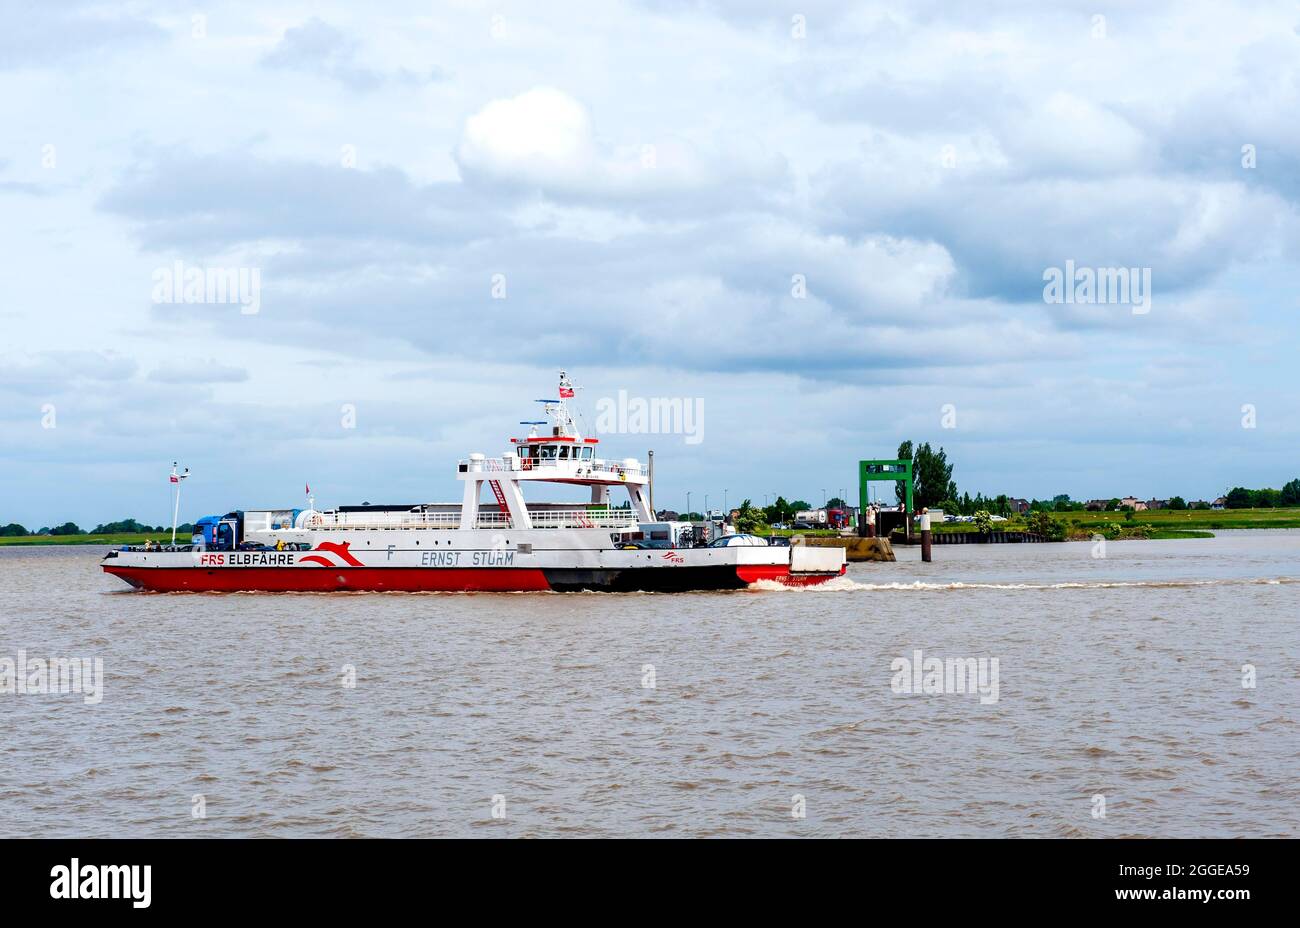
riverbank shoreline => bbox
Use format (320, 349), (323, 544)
(935, 507), (1300, 535)
(0, 533), (167, 547)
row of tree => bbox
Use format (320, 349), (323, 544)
(1, 522), (87, 536)
(889, 443), (1300, 515)
(0, 519), (194, 537)
(1023, 495), (1192, 513)
(1224, 481), (1300, 508)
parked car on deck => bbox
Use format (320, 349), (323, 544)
(707, 534), (769, 547)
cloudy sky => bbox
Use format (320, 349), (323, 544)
(2, 0), (1298, 527)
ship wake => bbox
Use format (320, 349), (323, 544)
(748, 576), (1299, 592)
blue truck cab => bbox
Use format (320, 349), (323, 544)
(193, 513), (244, 550)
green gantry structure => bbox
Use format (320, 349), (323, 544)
(859, 459), (914, 536)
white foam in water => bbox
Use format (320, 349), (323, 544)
(747, 576), (873, 592)
(749, 576), (1299, 592)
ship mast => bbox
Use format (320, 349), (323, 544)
(540, 370), (580, 440)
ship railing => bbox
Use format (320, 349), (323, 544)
(522, 509), (639, 529)
(573, 459), (643, 476)
(314, 511), (462, 529)
(309, 508), (640, 531)
(458, 458), (513, 472)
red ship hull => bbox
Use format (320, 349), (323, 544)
(103, 563), (844, 593)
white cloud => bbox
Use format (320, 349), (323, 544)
(457, 87), (596, 184)
(1005, 92), (1148, 175)
(455, 86), (788, 205)
(148, 360), (250, 384)
(0, 351), (137, 392)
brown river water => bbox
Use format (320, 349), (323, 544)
(1, 532), (1296, 838)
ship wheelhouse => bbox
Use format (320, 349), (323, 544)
(455, 376), (655, 531)
(516, 437), (598, 464)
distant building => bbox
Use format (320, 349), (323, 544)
(1145, 499), (1168, 510)
(1188, 500), (1210, 509)
(1117, 496), (1147, 511)
(1211, 497), (1227, 510)
(655, 510), (680, 521)
(1084, 499), (1110, 511)
(1007, 498), (1030, 514)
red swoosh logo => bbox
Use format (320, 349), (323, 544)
(304, 541), (365, 568)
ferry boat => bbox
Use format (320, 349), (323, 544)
(101, 373), (847, 593)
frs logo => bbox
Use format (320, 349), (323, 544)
(661, 552), (684, 564)
(199, 553), (224, 566)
